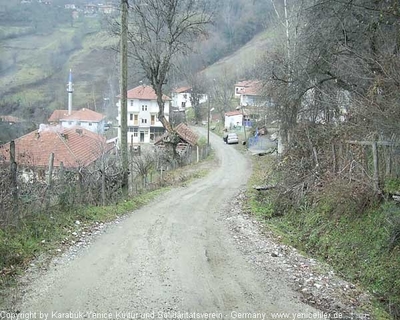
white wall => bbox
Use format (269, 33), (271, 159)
(172, 93), (208, 111)
(224, 114), (243, 128)
(61, 119), (105, 134)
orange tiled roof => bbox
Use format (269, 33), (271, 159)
(48, 109), (105, 122)
(174, 86), (192, 94)
(235, 80), (262, 96)
(0, 126), (113, 169)
(48, 110), (71, 122)
(225, 110), (243, 117)
(126, 85), (171, 101)
(155, 123), (198, 147)
(61, 108), (105, 122)
(175, 123), (199, 146)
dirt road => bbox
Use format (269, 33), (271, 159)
(13, 129), (319, 319)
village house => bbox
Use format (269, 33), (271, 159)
(0, 115), (22, 124)
(0, 125), (114, 181)
(224, 110), (251, 129)
(171, 86), (208, 111)
(234, 80), (264, 106)
(98, 3), (116, 14)
(48, 108), (106, 134)
(116, 85), (171, 144)
(155, 122), (199, 158)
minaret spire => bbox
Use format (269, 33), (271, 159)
(67, 69), (73, 115)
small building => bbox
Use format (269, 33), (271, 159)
(0, 125), (114, 180)
(171, 86), (208, 111)
(224, 110), (251, 129)
(98, 3), (116, 14)
(0, 115), (22, 124)
(155, 123), (199, 157)
(116, 85), (171, 144)
(64, 4), (76, 9)
(48, 108), (106, 134)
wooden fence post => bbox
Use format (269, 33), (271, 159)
(45, 152), (54, 209)
(101, 157), (106, 206)
(10, 141), (18, 213)
(332, 144), (337, 173)
(372, 141), (380, 192)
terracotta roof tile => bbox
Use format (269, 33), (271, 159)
(48, 109), (72, 122)
(154, 123), (199, 146)
(174, 86), (192, 94)
(175, 123), (199, 146)
(61, 108), (105, 122)
(235, 80), (263, 96)
(126, 85), (171, 101)
(48, 109), (105, 122)
(225, 110), (244, 117)
(0, 126), (113, 169)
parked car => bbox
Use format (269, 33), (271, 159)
(227, 132), (239, 144)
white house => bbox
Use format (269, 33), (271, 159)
(48, 108), (106, 134)
(224, 110), (251, 129)
(234, 80), (264, 106)
(171, 86), (208, 111)
(116, 85), (171, 144)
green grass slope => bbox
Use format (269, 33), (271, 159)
(0, 19), (118, 121)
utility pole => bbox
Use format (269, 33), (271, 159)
(120, 0), (129, 192)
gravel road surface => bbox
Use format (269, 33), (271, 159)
(12, 128), (322, 319)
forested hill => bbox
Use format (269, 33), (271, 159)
(0, 0), (274, 125)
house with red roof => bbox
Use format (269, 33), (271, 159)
(116, 85), (171, 144)
(224, 109), (252, 129)
(0, 125), (115, 180)
(48, 108), (106, 134)
(234, 80), (265, 107)
(171, 86), (208, 111)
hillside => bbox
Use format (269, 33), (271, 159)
(0, 18), (118, 123)
(200, 29), (277, 80)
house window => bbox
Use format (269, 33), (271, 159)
(130, 100), (133, 107)
(130, 113), (133, 121)
(141, 118), (147, 124)
(129, 127), (134, 132)
(151, 115), (155, 125)
(77, 121), (81, 125)
(89, 122), (92, 126)
(133, 128), (138, 137)
(181, 102), (186, 109)
(68, 121), (72, 125)
(134, 114), (138, 125)
(141, 105), (148, 111)
(183, 94), (187, 99)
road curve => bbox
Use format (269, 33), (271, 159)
(16, 128), (317, 318)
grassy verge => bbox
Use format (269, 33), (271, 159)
(247, 155), (398, 319)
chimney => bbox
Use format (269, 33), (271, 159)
(67, 69), (73, 115)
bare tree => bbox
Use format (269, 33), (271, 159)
(207, 69), (236, 124)
(126, 0), (212, 133)
(130, 151), (155, 187)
